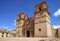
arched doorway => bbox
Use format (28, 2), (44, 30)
(26, 31), (30, 37)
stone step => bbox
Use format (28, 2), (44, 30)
(0, 37), (60, 41)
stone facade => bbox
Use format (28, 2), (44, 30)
(16, 12), (34, 37)
(16, 1), (52, 38)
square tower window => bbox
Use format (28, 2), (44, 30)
(38, 29), (41, 31)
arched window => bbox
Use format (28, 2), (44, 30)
(2, 33), (4, 37)
(39, 7), (41, 10)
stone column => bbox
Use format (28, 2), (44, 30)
(25, 30), (27, 37)
(30, 30), (32, 37)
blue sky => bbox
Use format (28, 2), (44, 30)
(0, 0), (60, 30)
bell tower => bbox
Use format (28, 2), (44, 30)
(16, 12), (28, 37)
(34, 1), (52, 37)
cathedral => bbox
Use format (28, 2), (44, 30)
(16, 1), (52, 37)
(0, 1), (60, 38)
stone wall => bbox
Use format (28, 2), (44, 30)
(58, 28), (60, 38)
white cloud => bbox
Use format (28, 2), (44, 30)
(54, 9), (60, 17)
(0, 26), (12, 30)
(14, 20), (16, 25)
(3, 26), (8, 29)
(53, 25), (60, 29)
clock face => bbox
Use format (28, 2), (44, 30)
(38, 14), (40, 16)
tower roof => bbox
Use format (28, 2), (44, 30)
(35, 1), (48, 8)
(18, 12), (28, 17)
